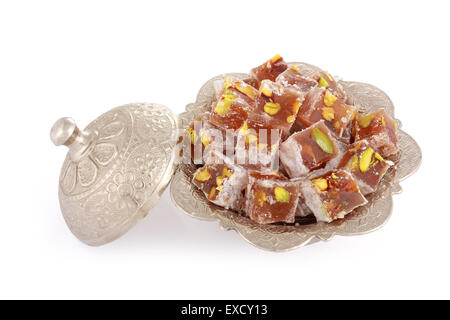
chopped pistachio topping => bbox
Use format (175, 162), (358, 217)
(223, 93), (237, 100)
(351, 155), (359, 169)
(222, 167), (233, 178)
(324, 90), (337, 107)
(208, 187), (216, 200)
(311, 127), (334, 154)
(358, 113), (374, 128)
(216, 176), (224, 186)
(293, 100), (301, 114)
(322, 107), (335, 121)
(287, 115), (295, 123)
(186, 127), (198, 144)
(274, 187), (291, 202)
(360, 147), (374, 172)
(344, 155), (359, 171)
(239, 122), (249, 135)
(270, 54), (282, 63)
(263, 102), (281, 115)
(312, 178), (328, 191)
(374, 152), (384, 162)
(215, 94), (235, 115)
(235, 82), (257, 99)
(224, 88), (233, 95)
(201, 132), (210, 147)
(195, 169), (211, 182)
(318, 76), (330, 88)
(224, 77), (232, 89)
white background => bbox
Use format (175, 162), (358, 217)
(0, 0), (448, 299)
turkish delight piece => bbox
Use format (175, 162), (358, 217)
(184, 115), (235, 164)
(337, 140), (393, 195)
(296, 87), (357, 137)
(192, 152), (248, 210)
(244, 172), (300, 224)
(209, 77), (257, 130)
(252, 80), (303, 137)
(250, 54), (288, 86)
(311, 70), (346, 100)
(279, 120), (340, 178)
(354, 109), (399, 157)
(235, 117), (282, 172)
(276, 65), (318, 94)
(300, 170), (367, 222)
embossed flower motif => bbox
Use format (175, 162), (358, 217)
(134, 153), (156, 179)
(106, 171), (146, 211)
(60, 119), (122, 193)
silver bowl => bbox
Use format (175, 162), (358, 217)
(170, 62), (422, 252)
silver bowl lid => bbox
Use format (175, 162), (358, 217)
(51, 102), (178, 246)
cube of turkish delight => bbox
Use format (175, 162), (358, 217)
(276, 65), (318, 94)
(296, 87), (357, 137)
(354, 109), (399, 157)
(184, 115), (235, 165)
(235, 116), (282, 172)
(279, 120), (340, 178)
(299, 170), (367, 222)
(244, 172), (300, 224)
(209, 77), (257, 130)
(252, 80), (303, 137)
(250, 54), (288, 86)
(311, 70), (346, 100)
(192, 152), (248, 210)
(337, 140), (393, 195)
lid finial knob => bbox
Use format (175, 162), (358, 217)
(50, 117), (98, 163)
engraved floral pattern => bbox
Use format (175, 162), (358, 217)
(58, 103), (178, 246)
(59, 111), (129, 196)
(106, 171), (146, 210)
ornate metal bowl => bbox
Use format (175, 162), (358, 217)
(170, 62), (422, 252)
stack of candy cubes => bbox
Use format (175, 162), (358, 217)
(185, 55), (399, 224)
